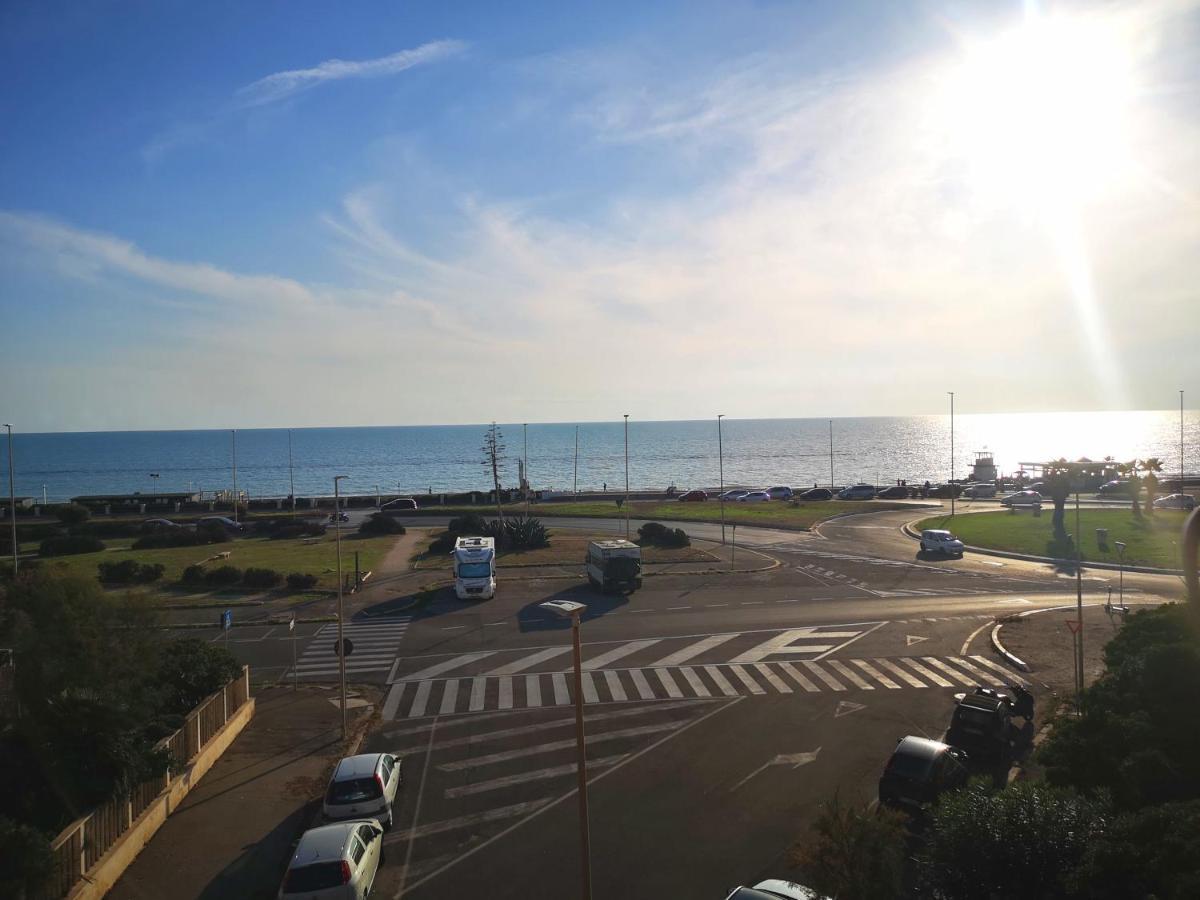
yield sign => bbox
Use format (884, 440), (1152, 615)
(731, 748), (822, 791)
(835, 700), (867, 718)
(1065, 620), (1082, 634)
(906, 635), (928, 646)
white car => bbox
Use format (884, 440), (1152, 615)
(836, 484), (876, 500)
(766, 486), (794, 500)
(725, 879), (829, 900)
(960, 483), (997, 498)
(720, 489), (750, 501)
(280, 820), (383, 899)
(920, 529), (964, 557)
(1001, 490), (1043, 508)
(738, 491), (772, 502)
(323, 753), (403, 829)
(1153, 493), (1196, 510)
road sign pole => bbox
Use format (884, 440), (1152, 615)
(291, 615), (298, 691)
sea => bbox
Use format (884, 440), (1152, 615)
(3, 411), (1196, 503)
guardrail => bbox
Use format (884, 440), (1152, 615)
(40, 666), (251, 899)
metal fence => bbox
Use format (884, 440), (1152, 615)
(41, 666), (251, 899)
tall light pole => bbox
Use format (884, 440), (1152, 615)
(4, 424), (16, 575)
(623, 414), (630, 539)
(288, 429), (296, 516)
(333, 474), (349, 739)
(948, 393), (955, 516)
(231, 429), (239, 524)
(1182, 390), (1186, 493)
(574, 425), (580, 496)
(829, 419), (834, 490)
(540, 599), (592, 900)
(717, 415), (726, 545)
(1115, 541), (1127, 608)
(1075, 483), (1084, 704)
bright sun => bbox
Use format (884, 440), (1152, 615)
(940, 12), (1136, 212)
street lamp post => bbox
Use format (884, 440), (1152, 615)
(4, 424), (16, 575)
(1181, 390), (1186, 494)
(829, 419), (834, 490)
(288, 429), (296, 516)
(574, 425), (580, 496)
(717, 415), (726, 545)
(523, 423), (529, 513)
(334, 474), (349, 739)
(623, 415), (630, 539)
(948, 392), (955, 516)
(1074, 487), (1084, 704)
(1115, 540), (1127, 609)
(231, 429), (239, 525)
(539, 599), (593, 900)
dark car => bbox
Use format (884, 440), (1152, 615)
(798, 488), (833, 501)
(677, 489), (708, 502)
(1026, 481), (1046, 493)
(1098, 479), (1131, 495)
(876, 485), (909, 499)
(140, 518), (180, 532)
(197, 515), (244, 533)
(927, 483), (964, 499)
(879, 735), (968, 813)
(945, 691), (1016, 763)
(380, 497), (419, 515)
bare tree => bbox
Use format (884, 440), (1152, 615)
(481, 422), (506, 524)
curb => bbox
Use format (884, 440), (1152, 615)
(163, 614), (338, 629)
(990, 622), (1030, 672)
(900, 521), (1183, 576)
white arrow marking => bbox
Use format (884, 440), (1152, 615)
(906, 635), (929, 646)
(731, 748), (821, 791)
(834, 700), (867, 718)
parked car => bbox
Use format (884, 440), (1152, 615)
(1001, 490), (1043, 508)
(140, 518), (180, 532)
(875, 485), (908, 499)
(280, 820), (383, 900)
(720, 489), (750, 501)
(945, 690), (1016, 763)
(738, 491), (772, 502)
(197, 515), (244, 533)
(766, 486), (794, 500)
(927, 483), (963, 499)
(1098, 479), (1131, 495)
(836, 484), (876, 500)
(380, 497), (419, 513)
(323, 753), (403, 829)
(960, 483), (997, 498)
(724, 879), (829, 899)
(677, 489), (708, 502)
(919, 529), (964, 556)
(878, 735), (968, 813)
(798, 487), (833, 501)
(1026, 481), (1046, 493)
(1154, 493), (1196, 510)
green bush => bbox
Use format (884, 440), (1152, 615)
(39, 535), (105, 557)
(204, 566), (242, 587)
(285, 572), (318, 590)
(54, 503), (91, 525)
(267, 520), (327, 539)
(242, 567), (282, 589)
(637, 521), (690, 548)
(0, 816), (55, 898)
(359, 513), (406, 536)
(98, 560), (139, 583)
(448, 513), (489, 535)
(155, 638), (242, 719)
(180, 564), (206, 585)
(133, 525), (229, 550)
(494, 516), (549, 550)
(428, 531), (456, 554)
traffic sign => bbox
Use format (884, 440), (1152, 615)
(332, 638), (354, 657)
(220, 609), (232, 631)
(1065, 619), (1082, 634)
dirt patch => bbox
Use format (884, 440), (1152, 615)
(999, 605), (1132, 697)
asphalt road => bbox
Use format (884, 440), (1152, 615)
(197, 506), (1182, 899)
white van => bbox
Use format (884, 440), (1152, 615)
(453, 536), (496, 600)
(961, 483), (997, 499)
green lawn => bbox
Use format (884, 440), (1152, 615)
(31, 532), (400, 592)
(915, 508), (1189, 569)
(417, 499), (917, 532)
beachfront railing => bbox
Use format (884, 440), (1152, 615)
(39, 666), (251, 899)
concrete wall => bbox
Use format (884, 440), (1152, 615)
(66, 697), (256, 900)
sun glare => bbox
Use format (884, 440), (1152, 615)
(942, 13), (1136, 211)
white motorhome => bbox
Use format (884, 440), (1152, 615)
(453, 536), (496, 600)
(585, 540), (643, 594)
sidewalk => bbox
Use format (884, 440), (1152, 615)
(107, 685), (377, 900)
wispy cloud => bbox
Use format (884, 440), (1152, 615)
(234, 39), (466, 108)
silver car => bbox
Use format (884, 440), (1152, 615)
(323, 753), (402, 829)
(725, 879), (829, 899)
(280, 820), (383, 900)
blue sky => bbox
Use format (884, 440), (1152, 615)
(2, 0), (1197, 431)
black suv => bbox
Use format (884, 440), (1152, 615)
(945, 686), (1034, 763)
(879, 735), (969, 813)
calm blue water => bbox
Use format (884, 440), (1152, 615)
(3, 412), (1196, 502)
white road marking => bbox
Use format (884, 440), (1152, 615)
(381, 682), (407, 721)
(731, 627), (857, 664)
(552, 673), (570, 705)
(947, 656), (1004, 686)
(897, 657), (953, 687)
(834, 699), (867, 718)
(851, 659), (900, 689)
(704, 665), (739, 697)
(827, 660), (873, 690)
(873, 658), (926, 688)
(387, 798), (555, 841)
(679, 666), (710, 698)
(403, 652), (497, 682)
(802, 661), (846, 691)
(968, 654), (1030, 685)
(581, 672), (600, 704)
(408, 680), (433, 718)
(581, 639), (661, 670)
(484, 647), (571, 676)
(651, 634), (738, 667)
(754, 664), (792, 693)
(776, 662), (819, 692)
(920, 657), (977, 687)
(443, 755), (627, 798)
(629, 668), (656, 700)
(654, 668), (683, 699)
(469, 677), (487, 712)
(728, 665), (765, 695)
(436, 721), (687, 771)
(525, 674), (542, 707)
(439, 679), (459, 715)
(604, 670), (627, 702)
(498, 676), (514, 709)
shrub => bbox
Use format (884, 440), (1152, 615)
(428, 531), (456, 554)
(39, 535), (106, 557)
(448, 513), (489, 535)
(133, 525), (229, 550)
(54, 503), (91, 525)
(359, 513), (406, 536)
(267, 520), (327, 540)
(204, 566), (242, 587)
(485, 516), (549, 550)
(74, 521), (142, 539)
(285, 572), (318, 590)
(98, 560), (166, 584)
(242, 567), (283, 589)
(181, 564), (206, 585)
(135, 563), (165, 583)
(637, 522), (690, 548)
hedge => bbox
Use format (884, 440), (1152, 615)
(39, 535), (106, 557)
(636, 522), (690, 548)
(242, 567), (283, 589)
(359, 514), (406, 536)
(98, 560), (165, 584)
(286, 572), (318, 590)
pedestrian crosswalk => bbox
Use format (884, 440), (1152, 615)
(381, 653), (1026, 720)
(290, 615), (411, 679)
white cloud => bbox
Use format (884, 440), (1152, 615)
(235, 40), (467, 108)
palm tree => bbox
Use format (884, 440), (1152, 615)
(1142, 457), (1163, 515)
(1118, 459), (1143, 518)
(1045, 459), (1073, 538)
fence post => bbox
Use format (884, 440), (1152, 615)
(78, 820), (87, 885)
(244, 664), (251, 704)
(222, 684), (228, 727)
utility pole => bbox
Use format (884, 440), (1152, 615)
(334, 474), (348, 738)
(4, 424), (16, 575)
(231, 429), (239, 524)
(574, 425), (580, 496)
(288, 429), (296, 516)
(948, 393), (955, 516)
(718, 415), (726, 545)
(1075, 485), (1084, 704)
(524, 423), (529, 513)
(829, 419), (834, 489)
(1182, 390), (1186, 493)
(623, 415), (631, 539)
